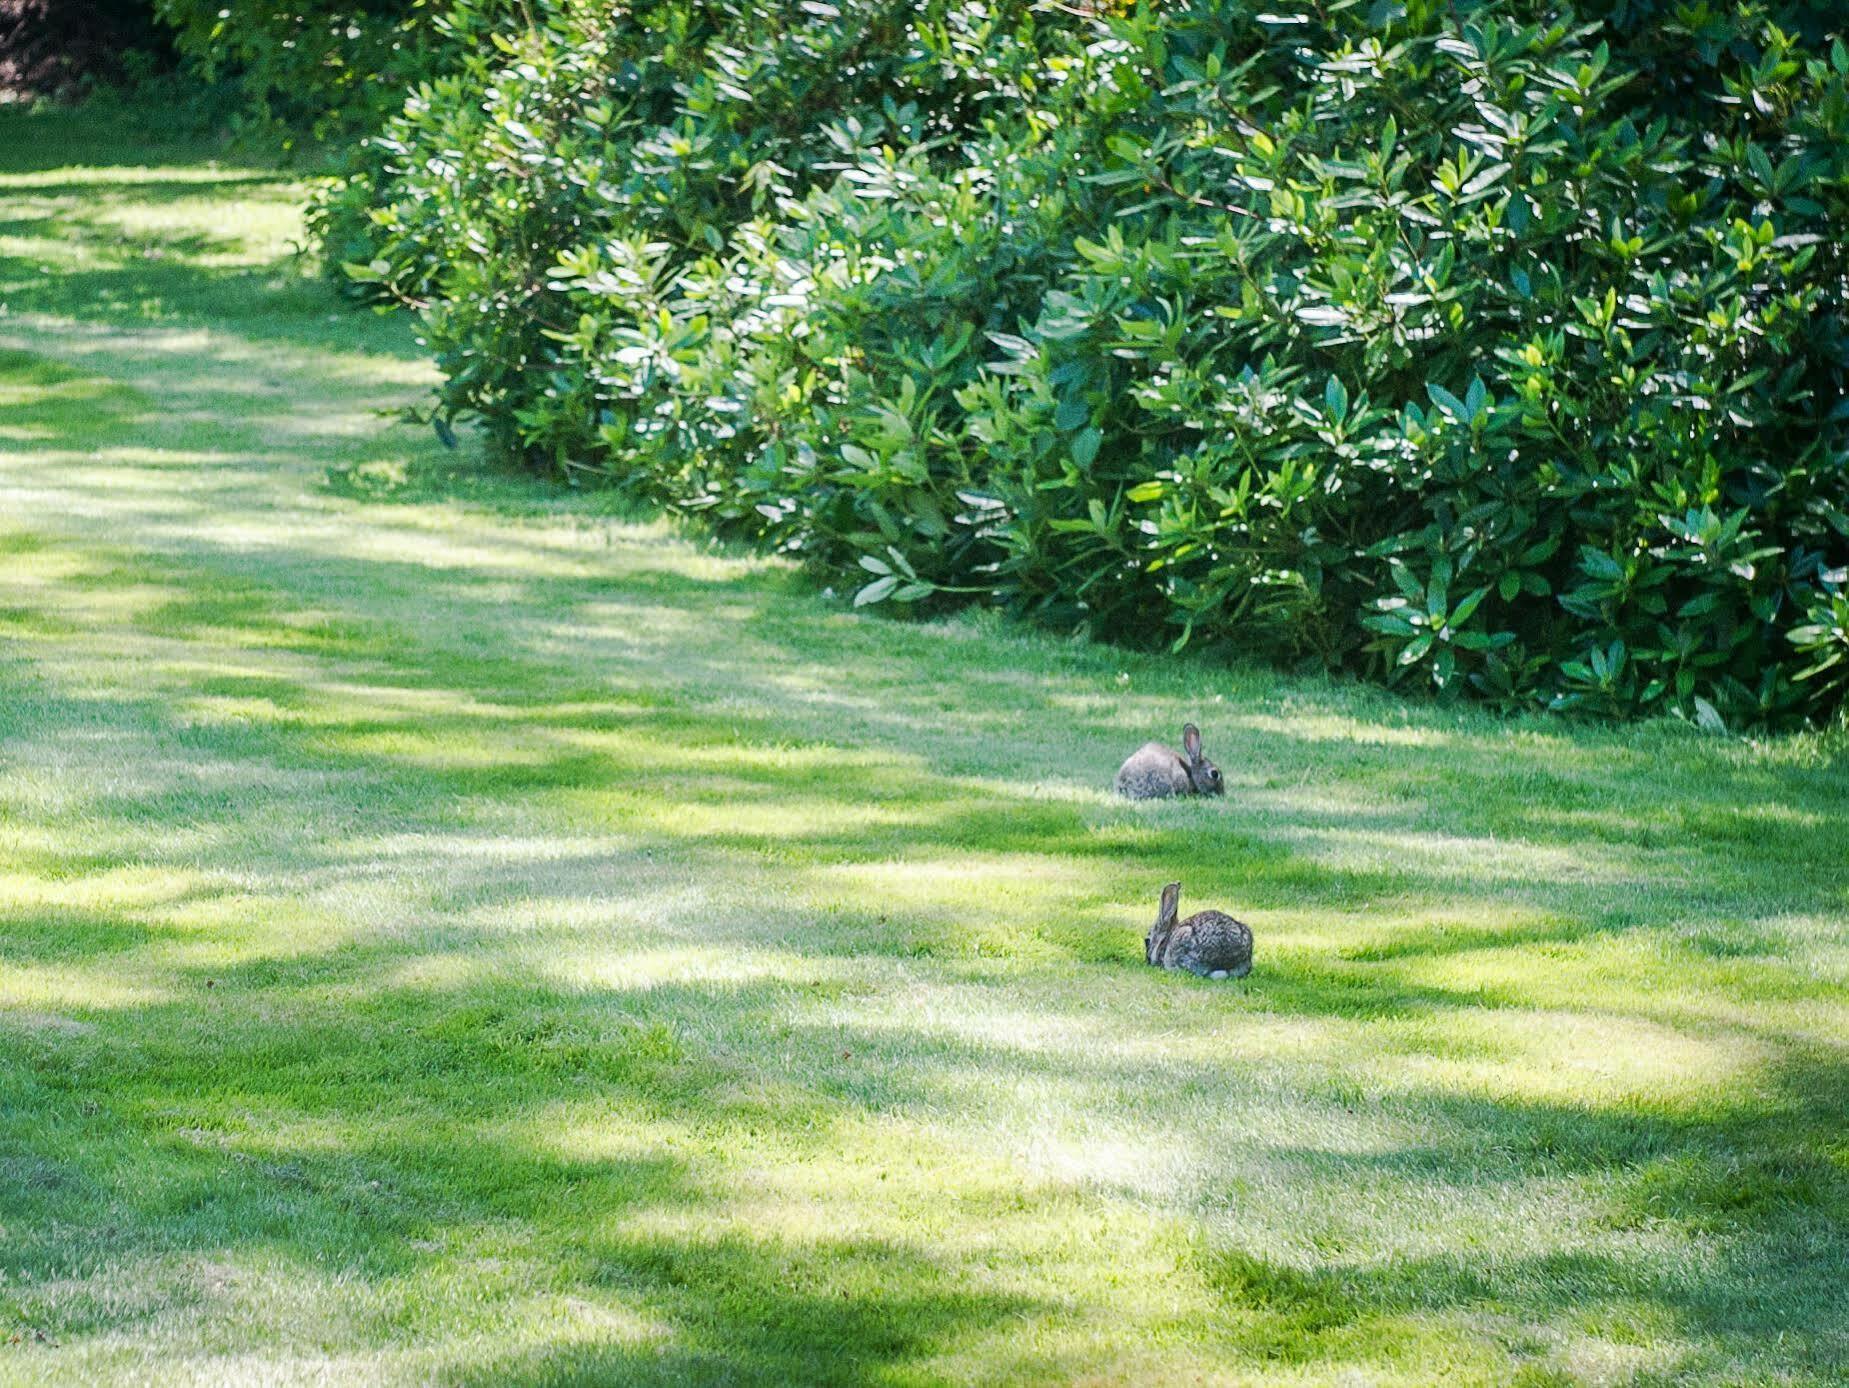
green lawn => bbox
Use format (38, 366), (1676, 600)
(0, 105), (1845, 1386)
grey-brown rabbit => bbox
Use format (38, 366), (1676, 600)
(1114, 723), (1223, 799)
(1146, 882), (1253, 979)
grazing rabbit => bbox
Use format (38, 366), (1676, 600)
(1114, 723), (1223, 799)
(1146, 882), (1253, 979)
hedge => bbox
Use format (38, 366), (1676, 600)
(329, 0), (1849, 726)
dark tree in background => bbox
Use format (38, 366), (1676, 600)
(0, 0), (173, 95)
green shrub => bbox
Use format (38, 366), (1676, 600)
(151, 0), (483, 140)
(338, 0), (1849, 727)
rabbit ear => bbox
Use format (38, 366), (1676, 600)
(1159, 881), (1181, 919)
(1182, 724), (1202, 762)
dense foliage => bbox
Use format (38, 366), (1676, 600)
(331, 0), (1849, 726)
(151, 0), (471, 138)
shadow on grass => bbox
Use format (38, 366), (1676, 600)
(0, 104), (252, 176)
(2, 681), (1844, 1378)
(1202, 1048), (1849, 1376)
(3, 933), (1052, 1381)
(5, 904), (1843, 1380)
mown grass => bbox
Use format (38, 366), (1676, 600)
(1, 103), (1845, 1386)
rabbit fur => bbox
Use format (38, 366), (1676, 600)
(1114, 723), (1223, 799)
(1146, 881), (1253, 979)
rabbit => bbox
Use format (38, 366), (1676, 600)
(1114, 723), (1224, 799)
(1145, 881), (1253, 979)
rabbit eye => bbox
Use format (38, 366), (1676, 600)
(1210, 769), (1221, 782)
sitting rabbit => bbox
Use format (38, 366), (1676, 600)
(1114, 723), (1223, 799)
(1146, 881), (1253, 979)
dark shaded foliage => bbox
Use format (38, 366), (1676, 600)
(150, 0), (469, 139)
(0, 0), (174, 95)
